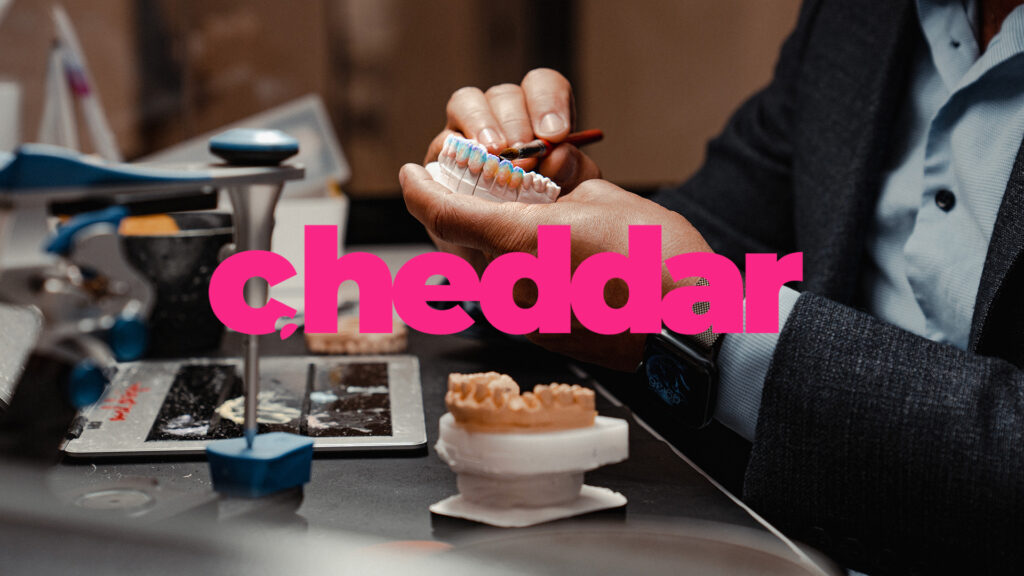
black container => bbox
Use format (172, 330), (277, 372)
(121, 212), (233, 358)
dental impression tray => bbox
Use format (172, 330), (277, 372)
(425, 135), (560, 203)
(431, 372), (629, 527)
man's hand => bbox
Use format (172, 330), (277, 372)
(400, 163), (713, 371)
(425, 68), (600, 193)
(423, 68), (602, 277)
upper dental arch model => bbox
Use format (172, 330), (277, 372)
(426, 134), (561, 203)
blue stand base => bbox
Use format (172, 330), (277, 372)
(206, 432), (314, 498)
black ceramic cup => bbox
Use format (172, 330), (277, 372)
(121, 212), (233, 358)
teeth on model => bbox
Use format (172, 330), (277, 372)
(479, 155), (499, 190)
(458, 144), (486, 195)
(493, 159), (513, 200)
(431, 135), (560, 203)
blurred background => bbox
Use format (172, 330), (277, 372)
(0, 0), (800, 242)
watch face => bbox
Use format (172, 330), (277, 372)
(645, 353), (690, 408)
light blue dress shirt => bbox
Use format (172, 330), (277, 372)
(714, 0), (1024, 441)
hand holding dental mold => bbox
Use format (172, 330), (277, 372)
(400, 164), (714, 371)
(423, 68), (601, 275)
(426, 68), (599, 189)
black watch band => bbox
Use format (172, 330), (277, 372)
(641, 280), (723, 429)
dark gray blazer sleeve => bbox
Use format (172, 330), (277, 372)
(746, 293), (1024, 571)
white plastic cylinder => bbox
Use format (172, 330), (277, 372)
(436, 413), (629, 507)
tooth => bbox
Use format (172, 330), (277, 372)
(553, 384), (574, 405)
(477, 155), (499, 197)
(459, 145), (486, 195)
(443, 137), (461, 189)
(572, 386), (589, 403)
(509, 166), (525, 200)
(441, 134), (454, 159)
(455, 139), (470, 164)
(474, 381), (490, 401)
(493, 160), (513, 200)
(491, 385), (511, 408)
(546, 181), (560, 202)
(521, 393), (540, 409)
(534, 384), (553, 405)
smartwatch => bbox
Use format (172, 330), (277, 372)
(641, 287), (723, 429)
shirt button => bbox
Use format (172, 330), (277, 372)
(935, 189), (956, 211)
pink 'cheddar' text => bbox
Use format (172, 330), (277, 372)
(208, 225), (802, 337)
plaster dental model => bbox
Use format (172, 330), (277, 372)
(432, 372), (629, 526)
(305, 315), (408, 355)
(425, 134), (560, 203)
(445, 371), (596, 432)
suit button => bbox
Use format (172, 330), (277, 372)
(935, 189), (956, 211)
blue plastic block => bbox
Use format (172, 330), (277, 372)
(206, 432), (314, 498)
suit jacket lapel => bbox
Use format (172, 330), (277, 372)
(969, 137), (1024, 360)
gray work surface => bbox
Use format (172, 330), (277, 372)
(44, 328), (767, 544)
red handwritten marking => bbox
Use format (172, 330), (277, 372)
(100, 382), (150, 422)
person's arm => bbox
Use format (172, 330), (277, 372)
(643, 3), (1024, 568)
(743, 293), (1024, 573)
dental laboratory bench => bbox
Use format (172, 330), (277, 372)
(0, 139), (837, 575)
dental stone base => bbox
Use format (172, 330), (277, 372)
(432, 413), (629, 525)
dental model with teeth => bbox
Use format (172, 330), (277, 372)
(433, 372), (628, 522)
(426, 134), (560, 203)
(445, 372), (596, 432)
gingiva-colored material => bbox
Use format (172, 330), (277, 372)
(426, 134), (560, 204)
(445, 372), (596, 432)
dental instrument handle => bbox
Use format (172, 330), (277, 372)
(498, 129), (604, 161)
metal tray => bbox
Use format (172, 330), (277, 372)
(63, 355), (425, 457)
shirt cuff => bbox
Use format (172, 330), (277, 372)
(714, 286), (801, 441)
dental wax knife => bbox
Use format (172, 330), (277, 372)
(209, 128), (301, 449)
(497, 129), (604, 161)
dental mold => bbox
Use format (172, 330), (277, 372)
(445, 371), (596, 433)
(425, 134), (560, 203)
